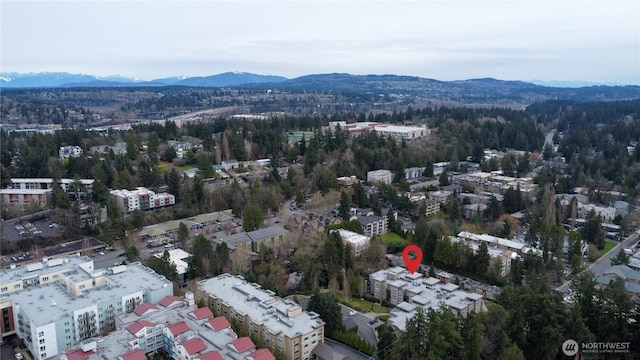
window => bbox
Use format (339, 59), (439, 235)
(14, 284), (20, 289)
(53, 274), (59, 279)
(38, 331), (44, 337)
(79, 284), (86, 290)
(39, 339), (45, 344)
(1, 287), (7, 292)
(42, 276), (49, 281)
(40, 346), (46, 351)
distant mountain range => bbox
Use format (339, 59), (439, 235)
(1, 71), (639, 104)
(0, 71), (289, 88)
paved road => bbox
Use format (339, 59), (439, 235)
(544, 129), (557, 149)
(557, 230), (640, 293)
(324, 338), (371, 360)
(297, 296), (379, 346)
(93, 241), (127, 269)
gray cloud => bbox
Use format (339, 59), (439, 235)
(1, 1), (638, 84)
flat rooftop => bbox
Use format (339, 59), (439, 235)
(198, 274), (324, 338)
(11, 262), (172, 326)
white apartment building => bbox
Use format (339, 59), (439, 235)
(197, 273), (325, 360)
(59, 146), (83, 159)
(1, 256), (173, 360)
(333, 229), (370, 256)
(404, 167), (426, 180)
(449, 237), (513, 277)
(369, 267), (486, 331)
(60, 292), (276, 360)
(110, 187), (175, 214)
(1, 178), (96, 209)
(367, 170), (393, 185)
(359, 215), (388, 237)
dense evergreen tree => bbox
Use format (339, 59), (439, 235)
(307, 290), (345, 336)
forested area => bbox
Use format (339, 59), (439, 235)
(1, 97), (640, 358)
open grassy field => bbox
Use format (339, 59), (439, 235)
(377, 232), (408, 252)
(334, 293), (391, 314)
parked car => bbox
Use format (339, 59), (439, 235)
(348, 310), (356, 316)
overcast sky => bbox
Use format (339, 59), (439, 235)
(2, 1), (639, 84)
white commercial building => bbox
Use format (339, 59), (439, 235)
(327, 122), (430, 141)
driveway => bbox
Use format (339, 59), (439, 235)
(297, 296), (379, 346)
(324, 339), (371, 360)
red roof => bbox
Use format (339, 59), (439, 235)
(191, 307), (213, 320)
(180, 337), (207, 355)
(246, 348), (276, 360)
(228, 337), (255, 354)
(207, 316), (231, 331)
(159, 295), (183, 308)
(121, 349), (147, 360)
(197, 350), (224, 360)
(167, 321), (189, 336)
(63, 349), (91, 360)
(133, 303), (158, 316)
(127, 320), (155, 335)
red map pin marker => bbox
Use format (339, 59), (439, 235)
(402, 244), (423, 274)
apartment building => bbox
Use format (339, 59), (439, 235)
(110, 187), (175, 214)
(369, 267), (486, 331)
(360, 215), (388, 237)
(449, 237), (513, 277)
(197, 274), (325, 360)
(404, 167), (426, 180)
(219, 225), (289, 253)
(59, 146), (83, 159)
(0, 189), (50, 210)
(1, 178), (95, 209)
(1, 256), (172, 360)
(60, 292), (275, 360)
(366, 169), (393, 185)
(333, 229), (370, 256)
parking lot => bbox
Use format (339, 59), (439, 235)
(1, 217), (60, 243)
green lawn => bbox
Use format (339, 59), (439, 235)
(334, 293), (391, 314)
(378, 232), (408, 249)
(603, 240), (617, 254)
(287, 131), (315, 142)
